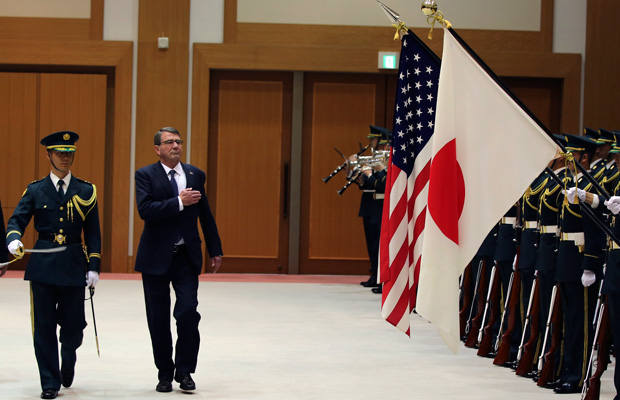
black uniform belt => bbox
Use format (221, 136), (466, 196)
(38, 233), (82, 245)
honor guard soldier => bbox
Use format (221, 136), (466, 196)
(507, 169), (549, 368)
(356, 126), (390, 289)
(364, 129), (390, 294)
(526, 139), (569, 381)
(593, 143), (620, 400)
(5, 131), (101, 400)
(551, 134), (603, 394)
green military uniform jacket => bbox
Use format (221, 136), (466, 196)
(6, 174), (101, 286)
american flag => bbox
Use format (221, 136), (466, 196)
(379, 32), (440, 334)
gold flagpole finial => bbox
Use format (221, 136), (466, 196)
(421, 0), (452, 39)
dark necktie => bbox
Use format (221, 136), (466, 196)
(57, 180), (65, 196)
(169, 170), (179, 196)
(169, 170), (182, 243)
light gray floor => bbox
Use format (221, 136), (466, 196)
(0, 276), (616, 399)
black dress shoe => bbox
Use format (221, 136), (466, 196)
(361, 275), (380, 287)
(553, 382), (581, 394)
(61, 368), (74, 388)
(543, 379), (562, 389)
(503, 360), (518, 370)
(174, 372), (196, 391)
(156, 380), (172, 392)
(371, 286), (382, 294)
(40, 389), (58, 399)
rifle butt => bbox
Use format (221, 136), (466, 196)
(476, 326), (494, 357)
(536, 356), (554, 387)
(583, 378), (600, 400)
(492, 336), (511, 365)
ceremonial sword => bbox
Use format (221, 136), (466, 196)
(0, 246), (68, 268)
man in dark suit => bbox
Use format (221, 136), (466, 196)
(135, 126), (223, 393)
(5, 131), (101, 400)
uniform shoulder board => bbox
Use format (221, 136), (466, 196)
(75, 177), (93, 185)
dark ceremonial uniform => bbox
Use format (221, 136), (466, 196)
(356, 172), (380, 280)
(599, 177), (620, 400)
(518, 171), (550, 344)
(536, 166), (568, 346)
(555, 172), (602, 390)
(5, 131), (100, 395)
(368, 168), (387, 294)
(492, 204), (520, 358)
(0, 199), (8, 263)
(590, 158), (607, 184)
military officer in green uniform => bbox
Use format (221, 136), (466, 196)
(5, 131), (101, 400)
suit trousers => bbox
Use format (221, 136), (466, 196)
(30, 282), (86, 390)
(141, 247), (201, 381)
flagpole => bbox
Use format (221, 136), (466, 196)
(441, 25), (610, 200)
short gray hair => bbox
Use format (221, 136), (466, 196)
(154, 127), (181, 145)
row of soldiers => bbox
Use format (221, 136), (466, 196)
(460, 128), (620, 398)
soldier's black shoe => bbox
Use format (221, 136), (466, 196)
(543, 379), (561, 389)
(553, 382), (580, 394)
(174, 372), (196, 391)
(60, 368), (74, 388)
(523, 371), (538, 380)
(361, 275), (380, 287)
(40, 389), (58, 399)
(503, 360), (518, 370)
(371, 286), (383, 294)
(155, 380), (172, 392)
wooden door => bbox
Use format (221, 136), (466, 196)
(0, 73), (39, 250)
(1, 72), (107, 270)
(299, 73), (388, 275)
(208, 70), (293, 273)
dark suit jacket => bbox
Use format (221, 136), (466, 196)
(6, 175), (101, 285)
(134, 162), (223, 275)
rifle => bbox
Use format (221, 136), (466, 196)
(465, 259), (489, 348)
(515, 276), (541, 376)
(477, 263), (501, 357)
(459, 262), (473, 339)
(493, 255), (522, 365)
(537, 285), (562, 387)
(582, 299), (611, 400)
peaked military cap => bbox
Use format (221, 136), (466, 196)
(379, 129), (392, 145)
(583, 127), (599, 141)
(41, 131), (79, 152)
(563, 133), (597, 153)
(553, 133), (568, 146)
(368, 125), (390, 139)
(598, 128), (615, 143)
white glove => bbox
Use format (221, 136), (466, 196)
(604, 196), (620, 214)
(86, 271), (99, 287)
(581, 270), (596, 287)
(8, 240), (24, 259)
(564, 187), (586, 204)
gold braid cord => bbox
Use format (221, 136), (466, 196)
(426, 11), (452, 39)
(392, 21), (408, 41)
(66, 184), (97, 222)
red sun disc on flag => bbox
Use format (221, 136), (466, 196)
(427, 139), (465, 245)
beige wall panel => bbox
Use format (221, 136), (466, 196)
(0, 0), (90, 18)
(308, 82), (377, 260)
(215, 79), (283, 258)
(0, 73), (39, 249)
(238, 0), (542, 31)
